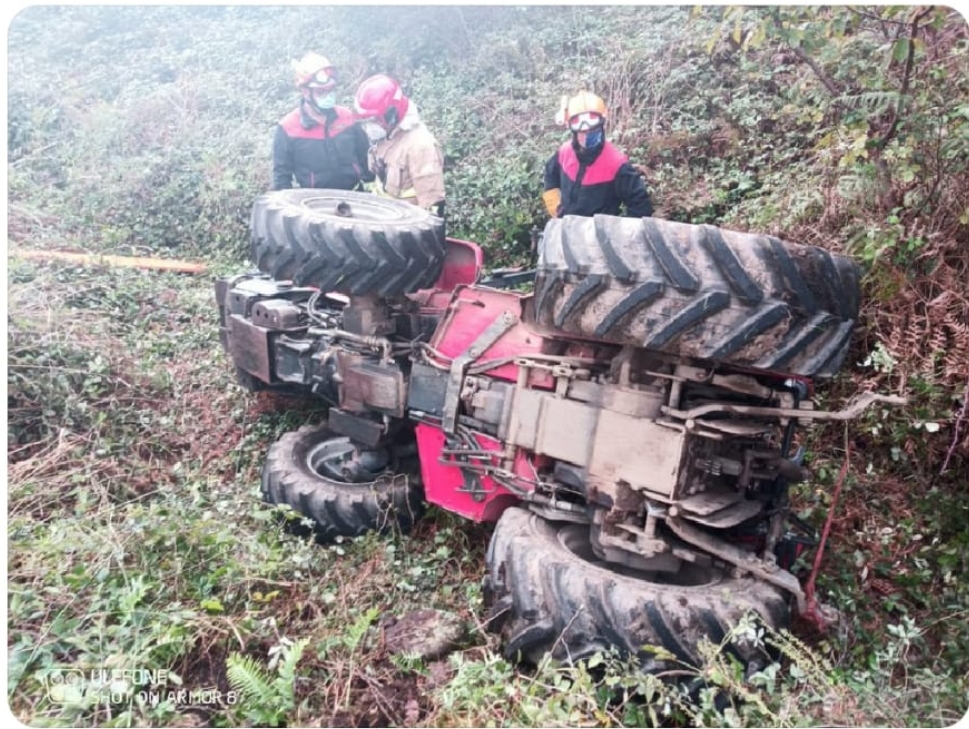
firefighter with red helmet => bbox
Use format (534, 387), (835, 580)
(272, 52), (372, 191)
(353, 74), (445, 217)
(542, 91), (653, 218)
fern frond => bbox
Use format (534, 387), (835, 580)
(345, 607), (380, 653)
(275, 637), (309, 690)
(225, 653), (277, 706)
(839, 90), (901, 115)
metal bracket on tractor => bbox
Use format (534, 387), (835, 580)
(217, 189), (906, 670)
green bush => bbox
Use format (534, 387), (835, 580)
(6, 5), (968, 727)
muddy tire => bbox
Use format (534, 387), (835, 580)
(534, 215), (860, 378)
(250, 189), (445, 296)
(261, 423), (425, 540)
(483, 507), (789, 669)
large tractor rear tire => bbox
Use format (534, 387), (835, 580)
(261, 423), (425, 540)
(483, 507), (789, 670)
(251, 189), (445, 296)
(533, 215), (860, 379)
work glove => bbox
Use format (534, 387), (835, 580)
(542, 188), (562, 217)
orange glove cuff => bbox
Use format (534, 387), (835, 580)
(542, 188), (561, 217)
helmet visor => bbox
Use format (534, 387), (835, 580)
(306, 68), (336, 89)
(568, 111), (603, 132)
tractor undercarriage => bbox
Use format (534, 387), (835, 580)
(216, 189), (904, 668)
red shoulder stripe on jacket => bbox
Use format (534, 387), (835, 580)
(278, 106), (358, 139)
(557, 141), (627, 185)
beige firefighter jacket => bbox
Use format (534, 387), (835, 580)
(369, 110), (445, 210)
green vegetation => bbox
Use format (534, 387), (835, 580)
(7, 5), (968, 727)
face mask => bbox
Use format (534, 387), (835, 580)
(312, 91), (336, 111)
(581, 126), (604, 150)
(361, 122), (387, 142)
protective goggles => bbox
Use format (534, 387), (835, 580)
(306, 69), (337, 89)
(568, 111), (603, 132)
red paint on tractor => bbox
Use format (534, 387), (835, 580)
(415, 423), (520, 522)
(433, 237), (484, 292)
(427, 286), (555, 387)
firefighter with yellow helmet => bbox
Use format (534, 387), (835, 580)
(272, 52), (372, 191)
(542, 91), (653, 218)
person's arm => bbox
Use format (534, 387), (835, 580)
(410, 142), (446, 211)
(271, 125), (294, 190)
(615, 162), (653, 217)
(352, 124), (375, 184)
(542, 152), (562, 217)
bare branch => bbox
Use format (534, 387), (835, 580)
(771, 9), (843, 98)
(873, 6), (935, 152)
(940, 374), (968, 475)
(847, 6), (918, 36)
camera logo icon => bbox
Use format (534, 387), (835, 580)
(43, 668), (86, 703)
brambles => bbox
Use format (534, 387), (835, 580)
(6, 5), (968, 727)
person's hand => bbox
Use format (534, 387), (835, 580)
(542, 188), (561, 217)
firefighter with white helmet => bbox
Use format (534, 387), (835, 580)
(353, 74), (445, 217)
(272, 52), (372, 191)
(543, 91), (653, 218)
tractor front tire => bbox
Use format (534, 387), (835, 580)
(250, 189), (445, 296)
(483, 507), (790, 670)
(261, 423), (425, 540)
(534, 215), (860, 378)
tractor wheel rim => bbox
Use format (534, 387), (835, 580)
(306, 436), (387, 484)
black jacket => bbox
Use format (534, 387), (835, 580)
(544, 139), (653, 217)
(272, 102), (372, 190)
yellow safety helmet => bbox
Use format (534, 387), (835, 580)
(292, 52), (337, 90)
(557, 91), (608, 130)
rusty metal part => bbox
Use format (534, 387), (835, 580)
(251, 299), (305, 329)
(664, 392), (907, 422)
(665, 516), (806, 612)
(329, 329), (394, 362)
(228, 315), (273, 382)
(337, 352), (406, 417)
(328, 408), (386, 448)
(503, 378), (685, 500)
(524, 493), (590, 524)
(587, 414), (685, 499)
(342, 294), (396, 337)
(591, 509), (686, 573)
(670, 488), (764, 528)
(442, 310), (519, 434)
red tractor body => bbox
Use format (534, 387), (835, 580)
(216, 190), (902, 669)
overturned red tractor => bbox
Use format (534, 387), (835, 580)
(216, 189), (898, 670)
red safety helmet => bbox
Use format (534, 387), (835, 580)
(354, 74), (409, 128)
